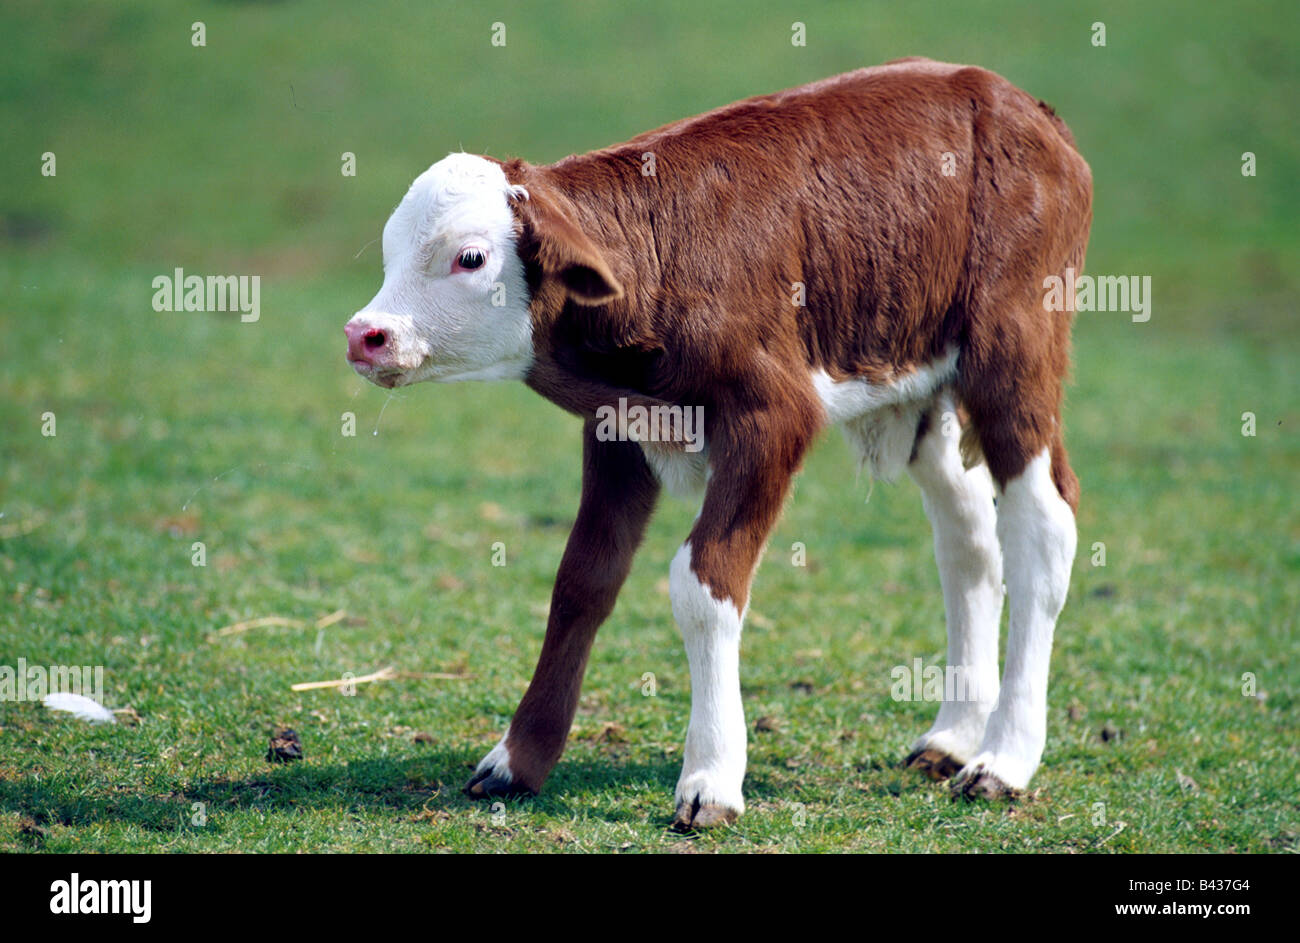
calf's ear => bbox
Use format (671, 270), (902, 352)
(513, 186), (623, 306)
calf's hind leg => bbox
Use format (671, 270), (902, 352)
(904, 395), (1004, 780)
(952, 406), (1078, 797)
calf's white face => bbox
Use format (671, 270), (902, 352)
(345, 153), (533, 387)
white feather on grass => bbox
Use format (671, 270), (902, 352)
(42, 692), (116, 724)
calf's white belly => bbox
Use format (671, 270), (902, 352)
(640, 346), (961, 495)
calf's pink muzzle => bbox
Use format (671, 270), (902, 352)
(345, 321), (388, 367)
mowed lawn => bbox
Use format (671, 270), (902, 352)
(1, 0), (1296, 852)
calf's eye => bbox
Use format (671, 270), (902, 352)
(457, 249), (485, 271)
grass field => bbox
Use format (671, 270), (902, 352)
(1, 1), (1296, 853)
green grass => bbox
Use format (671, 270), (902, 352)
(0, 0), (1297, 853)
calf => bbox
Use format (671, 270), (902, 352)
(344, 57), (1092, 828)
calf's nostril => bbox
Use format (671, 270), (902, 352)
(364, 329), (386, 350)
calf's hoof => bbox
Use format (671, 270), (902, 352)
(951, 765), (1021, 801)
(464, 767), (536, 799)
(465, 733), (539, 799)
(904, 747), (963, 781)
(672, 797), (739, 831)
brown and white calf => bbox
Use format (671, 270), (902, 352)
(344, 58), (1092, 828)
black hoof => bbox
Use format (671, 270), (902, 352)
(464, 767), (535, 800)
(951, 767), (1021, 802)
(671, 797), (739, 831)
(904, 747), (964, 781)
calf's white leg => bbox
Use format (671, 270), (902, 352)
(670, 541), (748, 827)
(905, 402), (1004, 777)
(954, 448), (1076, 796)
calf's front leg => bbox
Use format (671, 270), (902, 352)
(670, 417), (813, 829)
(466, 422), (659, 797)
